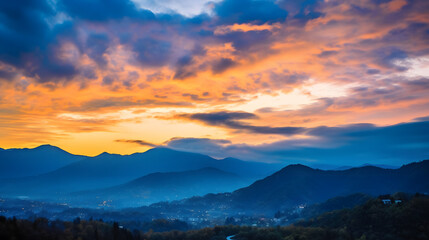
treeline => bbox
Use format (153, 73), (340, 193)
(296, 193), (429, 240)
(1, 194), (428, 240)
(0, 217), (136, 240)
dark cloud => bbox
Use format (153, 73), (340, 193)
(80, 66), (98, 80)
(115, 139), (157, 147)
(381, 22), (429, 45)
(366, 68), (381, 74)
(133, 38), (172, 67)
(179, 111), (305, 135)
(374, 47), (408, 71)
(414, 115), (429, 122)
(219, 30), (273, 52)
(317, 50), (338, 58)
(0, 0), (80, 82)
(68, 97), (192, 112)
(182, 93), (206, 101)
(0, 0), (428, 87)
(167, 119), (429, 166)
(268, 71), (308, 87)
(86, 33), (110, 67)
(165, 137), (231, 158)
(214, 0), (288, 25)
(0, 68), (18, 82)
(59, 0), (155, 21)
(122, 71), (140, 88)
(102, 75), (117, 85)
(307, 123), (377, 138)
(173, 55), (196, 80)
(211, 58), (236, 74)
(183, 111), (257, 123)
(403, 78), (429, 90)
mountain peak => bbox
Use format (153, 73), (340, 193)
(34, 144), (66, 152)
(95, 151), (121, 157)
(37, 144), (55, 147)
(145, 147), (176, 153)
(282, 163), (314, 171)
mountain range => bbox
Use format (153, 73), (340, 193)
(0, 145), (281, 202)
(162, 160), (429, 214)
(70, 167), (249, 208)
(1, 145), (428, 212)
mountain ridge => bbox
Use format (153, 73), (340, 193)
(0, 146), (282, 198)
(70, 167), (250, 208)
(161, 160), (429, 214)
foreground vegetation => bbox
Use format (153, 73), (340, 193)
(0, 194), (428, 240)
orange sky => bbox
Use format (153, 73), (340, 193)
(0, 0), (428, 156)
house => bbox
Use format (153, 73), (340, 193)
(382, 199), (392, 204)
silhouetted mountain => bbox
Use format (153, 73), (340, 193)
(230, 160), (429, 212)
(0, 146), (281, 198)
(71, 167), (250, 208)
(163, 160), (429, 214)
(0, 145), (86, 178)
(334, 163), (399, 170)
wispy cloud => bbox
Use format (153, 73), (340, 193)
(115, 139), (158, 147)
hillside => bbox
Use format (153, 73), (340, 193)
(229, 160), (429, 212)
(70, 167), (251, 208)
(160, 160), (429, 214)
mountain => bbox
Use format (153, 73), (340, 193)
(230, 160), (429, 212)
(0, 145), (86, 179)
(0, 147), (281, 197)
(334, 163), (399, 170)
(160, 160), (429, 214)
(70, 167), (250, 208)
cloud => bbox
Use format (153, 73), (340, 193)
(85, 33), (110, 67)
(0, 0), (80, 82)
(59, 0), (155, 21)
(214, 0), (288, 25)
(317, 50), (338, 58)
(102, 75), (117, 85)
(182, 93), (206, 101)
(0, 67), (18, 82)
(211, 58), (236, 74)
(166, 118), (429, 166)
(132, 37), (173, 67)
(1, 0), (429, 156)
(68, 97), (192, 112)
(164, 137), (231, 158)
(115, 139), (157, 147)
(179, 111), (306, 135)
(173, 55), (197, 80)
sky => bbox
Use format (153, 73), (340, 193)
(0, 0), (428, 166)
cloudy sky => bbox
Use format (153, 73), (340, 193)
(0, 0), (428, 166)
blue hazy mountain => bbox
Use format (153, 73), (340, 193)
(0, 145), (86, 179)
(0, 147), (281, 197)
(70, 167), (250, 208)
(231, 160), (429, 212)
(165, 160), (429, 214)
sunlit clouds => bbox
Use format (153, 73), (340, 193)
(0, 0), (428, 164)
